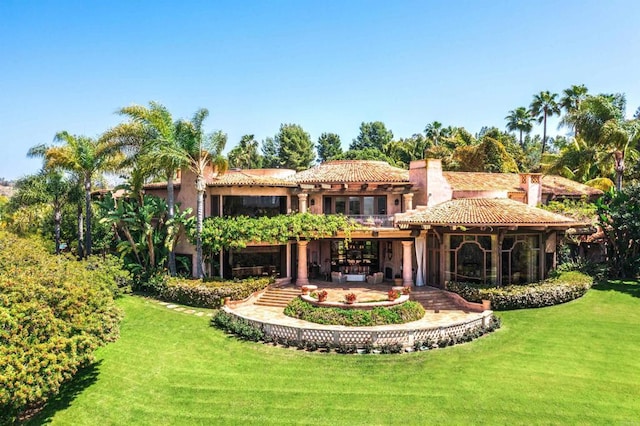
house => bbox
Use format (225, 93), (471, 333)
(144, 158), (600, 287)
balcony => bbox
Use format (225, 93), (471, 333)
(348, 214), (395, 228)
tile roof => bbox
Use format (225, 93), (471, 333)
(208, 170), (297, 187)
(396, 198), (579, 227)
(442, 172), (602, 198)
(540, 175), (604, 197)
(293, 160), (410, 184)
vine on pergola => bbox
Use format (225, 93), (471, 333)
(196, 213), (360, 255)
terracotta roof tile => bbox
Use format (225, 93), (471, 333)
(540, 175), (603, 197)
(442, 172), (602, 198)
(208, 171), (297, 187)
(396, 198), (578, 227)
(293, 160), (410, 184)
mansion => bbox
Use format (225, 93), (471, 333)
(145, 159), (601, 288)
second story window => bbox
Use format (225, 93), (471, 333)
(323, 196), (386, 216)
(221, 196), (287, 217)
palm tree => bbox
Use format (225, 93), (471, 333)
(228, 134), (262, 169)
(172, 109), (228, 278)
(559, 84), (589, 136)
(107, 102), (184, 275)
(424, 121), (447, 146)
(562, 94), (637, 190)
(29, 133), (121, 257)
(505, 107), (533, 147)
(541, 137), (613, 190)
(530, 91), (561, 155)
(601, 119), (640, 190)
(9, 170), (75, 254)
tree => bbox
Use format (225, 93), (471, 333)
(28, 133), (121, 257)
(228, 134), (263, 169)
(350, 121), (393, 151)
(424, 121), (451, 146)
(564, 94), (639, 190)
(261, 137), (280, 168)
(596, 182), (640, 278)
(452, 135), (518, 173)
(9, 171), (75, 254)
(274, 123), (315, 171)
(383, 134), (431, 167)
(341, 147), (397, 164)
(104, 101), (185, 275)
(316, 132), (342, 163)
(542, 137), (613, 189)
(173, 109), (228, 278)
(530, 91), (561, 155)
(559, 84), (589, 136)
(505, 107), (533, 147)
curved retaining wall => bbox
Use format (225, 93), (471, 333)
(222, 306), (494, 349)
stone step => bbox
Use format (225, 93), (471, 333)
(254, 287), (301, 308)
(411, 290), (464, 311)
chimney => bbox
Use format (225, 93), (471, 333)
(519, 173), (542, 206)
(409, 159), (452, 207)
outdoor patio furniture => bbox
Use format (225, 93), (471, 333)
(366, 271), (384, 285)
(331, 271), (347, 284)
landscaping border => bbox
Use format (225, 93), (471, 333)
(220, 305), (496, 350)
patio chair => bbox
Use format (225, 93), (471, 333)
(366, 272), (384, 285)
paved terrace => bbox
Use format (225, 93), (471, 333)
(224, 281), (493, 348)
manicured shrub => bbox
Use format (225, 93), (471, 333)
(446, 271), (593, 310)
(212, 310), (264, 341)
(160, 276), (273, 308)
(283, 298), (425, 326)
(0, 231), (123, 423)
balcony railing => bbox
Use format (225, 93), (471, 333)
(348, 214), (395, 228)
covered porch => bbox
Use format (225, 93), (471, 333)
(396, 198), (586, 287)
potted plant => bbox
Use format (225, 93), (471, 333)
(345, 292), (357, 304)
(394, 274), (403, 286)
(301, 285), (310, 295)
(316, 290), (328, 302)
(402, 286), (411, 295)
(388, 290), (400, 301)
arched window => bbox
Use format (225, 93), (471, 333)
(445, 235), (496, 284)
(501, 235), (541, 285)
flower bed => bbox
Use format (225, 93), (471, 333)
(445, 271), (593, 311)
(283, 298), (425, 326)
(159, 276), (273, 308)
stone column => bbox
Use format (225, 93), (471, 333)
(402, 193), (414, 212)
(297, 240), (309, 286)
(298, 193), (308, 213)
(401, 240), (414, 287)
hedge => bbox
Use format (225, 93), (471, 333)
(159, 276), (273, 308)
(283, 298), (426, 326)
(446, 271), (593, 310)
(0, 231), (125, 423)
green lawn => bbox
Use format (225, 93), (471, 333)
(33, 281), (640, 425)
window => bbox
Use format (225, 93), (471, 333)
(501, 235), (541, 285)
(222, 196), (287, 217)
(445, 234), (497, 284)
(323, 196), (386, 216)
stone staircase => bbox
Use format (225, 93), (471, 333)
(254, 286), (301, 308)
(411, 287), (465, 312)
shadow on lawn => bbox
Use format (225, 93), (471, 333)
(592, 279), (640, 299)
(25, 361), (102, 425)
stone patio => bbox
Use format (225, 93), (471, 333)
(225, 280), (491, 336)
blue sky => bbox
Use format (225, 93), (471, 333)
(1, 0), (639, 180)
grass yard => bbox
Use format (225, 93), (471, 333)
(32, 281), (640, 425)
